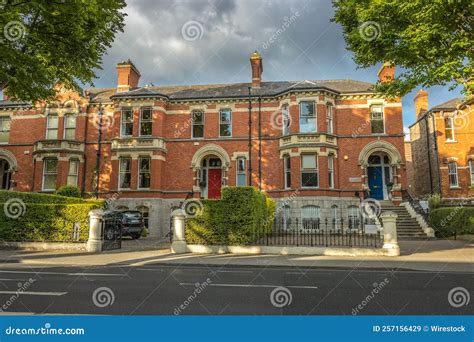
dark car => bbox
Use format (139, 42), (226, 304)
(103, 210), (144, 239)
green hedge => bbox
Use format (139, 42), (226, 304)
(186, 187), (276, 245)
(56, 186), (82, 198)
(0, 191), (104, 242)
(430, 207), (474, 237)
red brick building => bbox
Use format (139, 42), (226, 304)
(409, 90), (474, 200)
(0, 53), (408, 236)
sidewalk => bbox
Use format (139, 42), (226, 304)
(0, 238), (472, 273)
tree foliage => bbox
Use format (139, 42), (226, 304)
(0, 0), (126, 102)
(332, 0), (474, 97)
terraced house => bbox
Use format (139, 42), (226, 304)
(0, 53), (411, 237)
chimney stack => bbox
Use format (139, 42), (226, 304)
(250, 51), (263, 88)
(414, 89), (429, 118)
(377, 62), (395, 83)
(116, 59), (141, 93)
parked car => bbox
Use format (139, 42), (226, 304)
(103, 210), (144, 239)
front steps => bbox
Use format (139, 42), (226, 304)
(379, 201), (433, 240)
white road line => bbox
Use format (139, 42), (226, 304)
(0, 278), (32, 281)
(215, 270), (254, 274)
(0, 270), (122, 277)
(0, 291), (67, 296)
(179, 282), (318, 289)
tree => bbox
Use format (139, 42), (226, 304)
(332, 0), (473, 97)
(0, 0), (126, 102)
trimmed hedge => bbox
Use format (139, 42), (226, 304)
(56, 186), (82, 198)
(430, 207), (474, 237)
(186, 187), (276, 245)
(0, 191), (104, 242)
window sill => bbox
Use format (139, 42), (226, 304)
(449, 186), (462, 190)
(445, 140), (457, 144)
(300, 186), (320, 189)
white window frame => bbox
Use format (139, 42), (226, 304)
(42, 158), (58, 191)
(282, 105), (290, 135)
(301, 154), (319, 188)
(138, 157), (151, 189)
(219, 109), (232, 137)
(445, 117), (455, 142)
(120, 108), (133, 137)
(284, 155), (291, 189)
(191, 110), (205, 139)
(301, 205), (320, 230)
(64, 114), (76, 140)
(236, 157), (246, 186)
(448, 162), (459, 188)
(0, 116), (11, 144)
(299, 101), (316, 133)
(331, 205), (339, 231)
(139, 107), (153, 137)
(67, 159), (79, 186)
(328, 155), (334, 189)
(119, 157), (132, 190)
(370, 104), (385, 134)
(470, 160), (474, 186)
(46, 114), (59, 140)
(348, 205), (360, 230)
(326, 104), (333, 134)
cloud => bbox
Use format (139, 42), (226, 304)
(94, 0), (463, 127)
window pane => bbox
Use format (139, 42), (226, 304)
(302, 155), (316, 169)
(237, 174), (246, 187)
(302, 172), (318, 187)
(65, 115), (76, 127)
(220, 111), (231, 123)
(120, 159), (131, 172)
(141, 108), (152, 121)
(123, 109), (133, 121)
(300, 102), (315, 117)
(371, 120), (384, 134)
(68, 160), (78, 174)
(65, 128), (75, 140)
(140, 122), (152, 136)
(67, 175), (78, 186)
(120, 173), (131, 189)
(192, 111), (203, 124)
(139, 173), (151, 188)
(47, 116), (58, 128)
(445, 117), (453, 129)
(47, 129), (58, 140)
(193, 125), (204, 138)
(220, 124), (231, 137)
(282, 106), (290, 135)
(140, 158), (150, 171)
(43, 175), (56, 190)
(45, 160), (58, 173)
(0, 132), (8, 143)
(237, 158), (246, 172)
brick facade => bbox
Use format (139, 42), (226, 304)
(409, 91), (474, 200)
(0, 54), (407, 236)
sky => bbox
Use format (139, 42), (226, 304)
(94, 0), (463, 140)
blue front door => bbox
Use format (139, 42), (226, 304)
(368, 166), (384, 200)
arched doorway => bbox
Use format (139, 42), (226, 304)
(0, 159), (11, 190)
(200, 156), (223, 199)
(367, 153), (392, 200)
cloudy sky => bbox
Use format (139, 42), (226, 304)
(94, 0), (462, 138)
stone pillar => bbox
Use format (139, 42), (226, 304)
(86, 209), (104, 252)
(171, 209), (187, 254)
(380, 211), (400, 256)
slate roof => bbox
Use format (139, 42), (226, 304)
(0, 79), (374, 107)
(430, 97), (465, 111)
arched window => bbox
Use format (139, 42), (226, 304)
(136, 206), (150, 228)
(348, 205), (360, 230)
(301, 205), (320, 230)
(331, 205), (339, 230)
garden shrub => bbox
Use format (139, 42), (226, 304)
(0, 191), (104, 242)
(430, 207), (474, 237)
(56, 185), (82, 198)
(186, 187), (276, 245)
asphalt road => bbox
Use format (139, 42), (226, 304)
(0, 264), (471, 315)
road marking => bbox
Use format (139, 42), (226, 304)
(0, 270), (123, 277)
(0, 278), (32, 281)
(179, 282), (318, 289)
(215, 270), (254, 274)
(0, 291), (67, 296)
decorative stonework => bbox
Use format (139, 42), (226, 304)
(358, 140), (403, 166)
(0, 149), (18, 171)
(33, 140), (85, 156)
(191, 143), (231, 169)
(279, 133), (338, 150)
(111, 137), (167, 153)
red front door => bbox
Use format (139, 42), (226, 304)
(207, 169), (222, 199)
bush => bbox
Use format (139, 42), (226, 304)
(186, 187), (276, 245)
(0, 191), (104, 242)
(430, 207), (474, 237)
(428, 193), (442, 210)
(56, 186), (82, 198)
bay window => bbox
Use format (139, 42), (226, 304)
(138, 157), (151, 189)
(299, 101), (316, 133)
(121, 108), (133, 137)
(301, 154), (318, 187)
(42, 159), (58, 191)
(140, 107), (152, 136)
(119, 158), (132, 189)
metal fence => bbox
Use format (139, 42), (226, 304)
(253, 217), (383, 248)
(101, 216), (122, 251)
